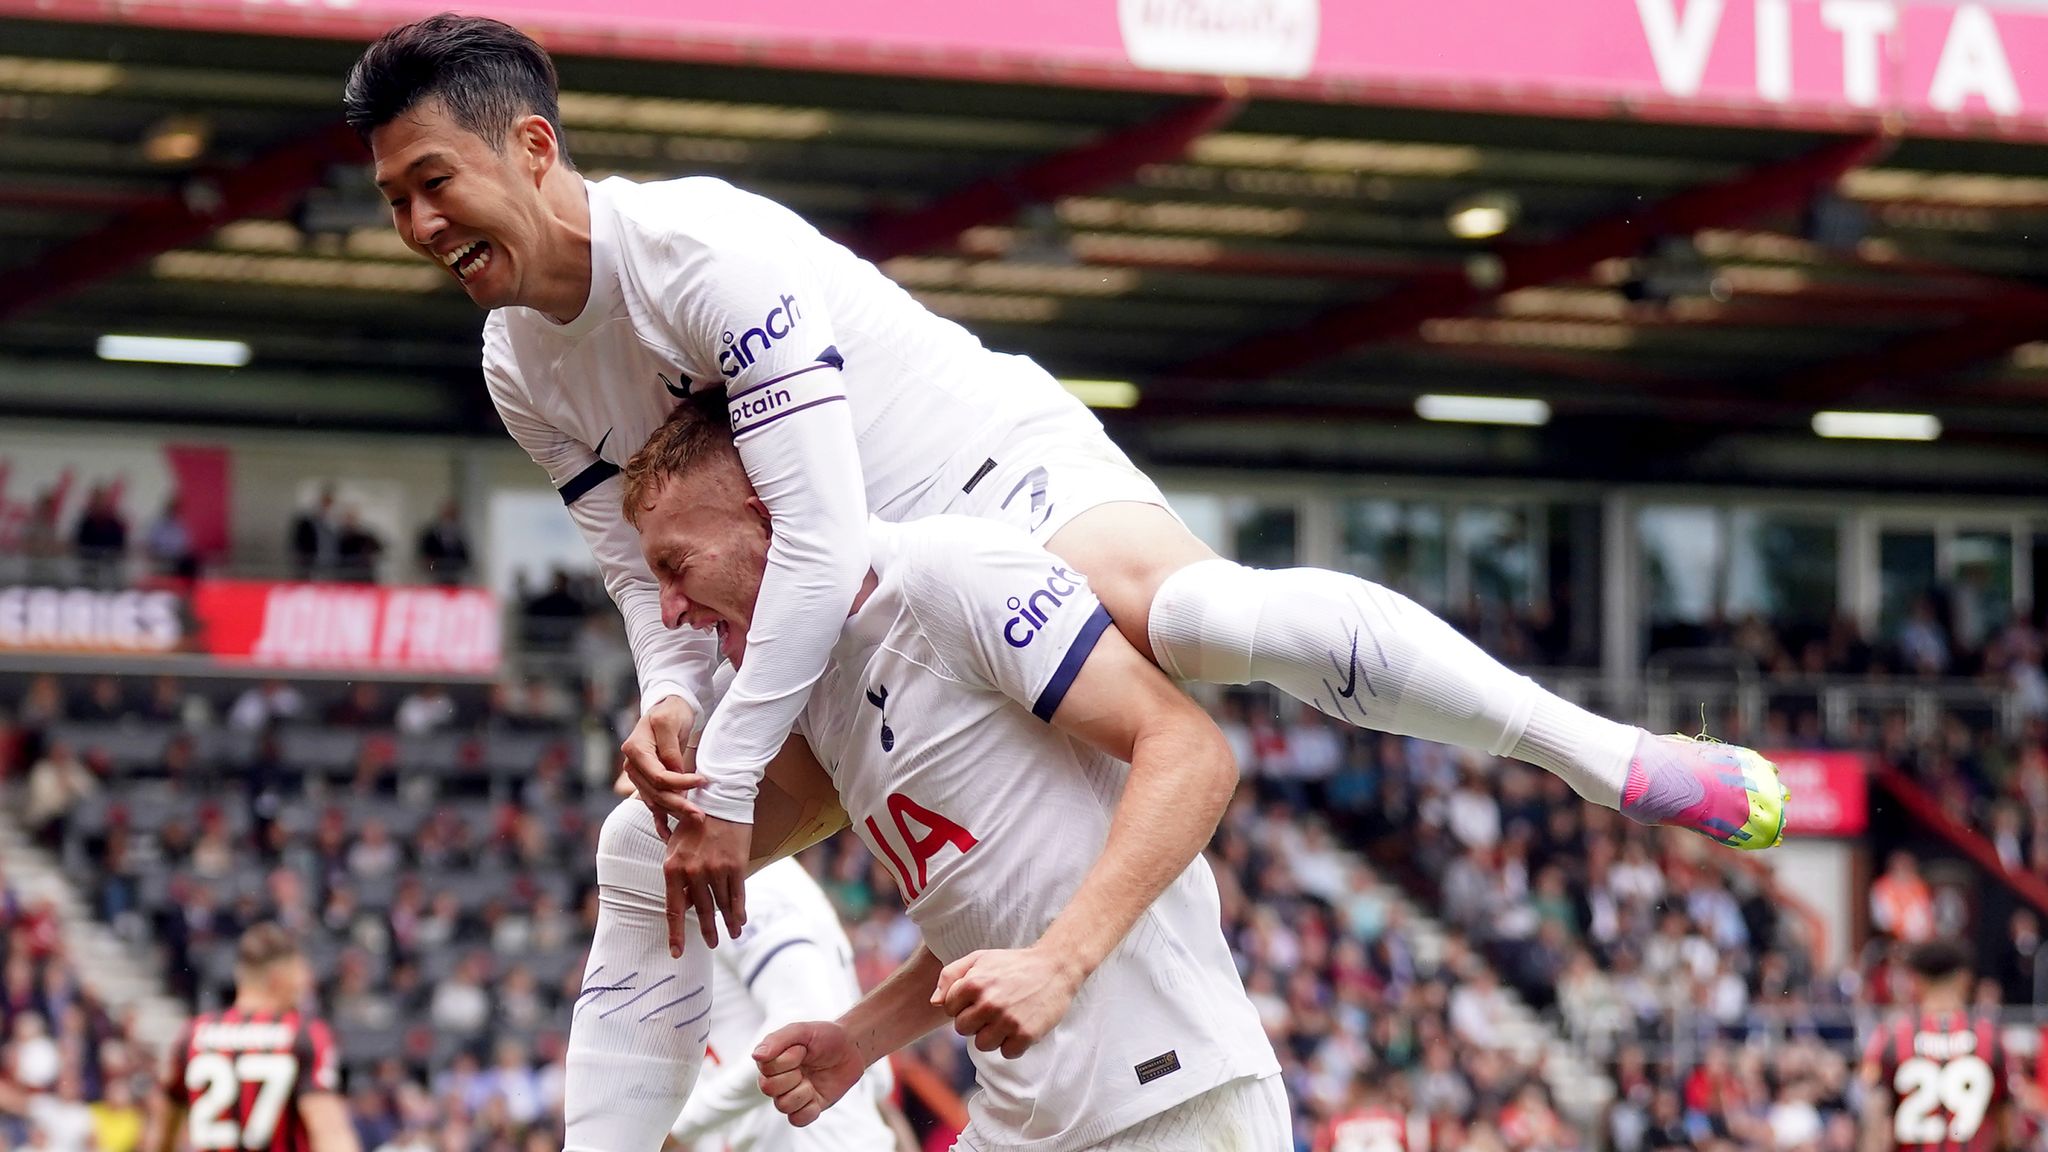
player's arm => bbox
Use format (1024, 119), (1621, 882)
(746, 734), (848, 873)
(297, 1093), (361, 1152)
(655, 234), (871, 941)
(1858, 1059), (1893, 1152)
(938, 618), (1237, 1057)
(487, 355), (716, 826)
(293, 1020), (358, 1152)
(147, 1025), (192, 1152)
(144, 1089), (186, 1152)
(672, 925), (860, 1143)
(756, 945), (949, 1128)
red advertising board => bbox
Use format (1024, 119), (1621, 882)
(1766, 748), (1870, 837)
(191, 581), (502, 675)
(6, 0), (2048, 138)
(0, 579), (500, 677)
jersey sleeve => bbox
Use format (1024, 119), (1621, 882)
(295, 1020), (341, 1095)
(902, 520), (1115, 721)
(656, 231), (869, 823)
(485, 348), (717, 716)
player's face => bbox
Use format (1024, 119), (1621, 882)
(370, 98), (550, 309)
(636, 473), (771, 667)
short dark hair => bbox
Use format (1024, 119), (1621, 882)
(1907, 937), (1974, 981)
(343, 13), (567, 156)
(235, 922), (301, 973)
(620, 398), (738, 527)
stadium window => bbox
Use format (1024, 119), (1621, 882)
(1454, 504), (1538, 611)
(1726, 511), (1838, 627)
(1637, 505), (1724, 646)
(1227, 498), (1299, 569)
(1339, 499), (1446, 611)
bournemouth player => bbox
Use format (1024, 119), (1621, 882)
(148, 924), (359, 1152)
(344, 13), (1788, 946)
(1860, 939), (2018, 1152)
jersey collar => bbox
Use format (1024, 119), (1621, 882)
(543, 178), (624, 341)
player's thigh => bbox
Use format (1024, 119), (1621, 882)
(950, 435), (1216, 660)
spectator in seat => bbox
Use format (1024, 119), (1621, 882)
(143, 496), (196, 581)
(395, 684), (458, 735)
(72, 676), (129, 724)
(337, 508), (385, 583)
(1869, 850), (1936, 944)
(520, 567), (586, 650)
(1897, 594), (1951, 677)
(291, 487), (340, 580)
(429, 952), (492, 1038)
(25, 743), (96, 850)
(19, 674), (65, 729)
(415, 501), (472, 586)
(228, 679), (305, 732)
(87, 1075), (143, 1152)
(72, 485), (127, 586)
(327, 683), (390, 727)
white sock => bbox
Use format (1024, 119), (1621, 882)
(565, 799), (713, 1152)
(1147, 559), (1637, 808)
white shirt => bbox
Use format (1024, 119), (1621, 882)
(485, 175), (1093, 821)
(671, 858), (895, 1152)
(796, 517), (1277, 1152)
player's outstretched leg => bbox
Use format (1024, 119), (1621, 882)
(1149, 560), (1787, 849)
(565, 800), (716, 1151)
(1052, 505), (1788, 851)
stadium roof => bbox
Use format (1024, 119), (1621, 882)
(1, 14), (2047, 485)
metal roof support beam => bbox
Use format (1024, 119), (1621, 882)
(1788, 314), (2048, 404)
(0, 120), (366, 322)
(1182, 133), (1891, 381)
(854, 96), (1242, 263)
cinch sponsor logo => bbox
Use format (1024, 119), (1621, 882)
(729, 387), (794, 427)
(1002, 565), (1083, 648)
(718, 294), (802, 379)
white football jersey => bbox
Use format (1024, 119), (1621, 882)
(483, 175), (1094, 822)
(677, 859), (895, 1152)
(796, 516), (1278, 1152)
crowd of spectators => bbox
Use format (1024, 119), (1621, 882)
(5, 664), (2045, 1151)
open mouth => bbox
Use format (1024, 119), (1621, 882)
(714, 620), (742, 665)
(443, 239), (493, 283)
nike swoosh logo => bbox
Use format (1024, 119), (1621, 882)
(1334, 631), (1360, 699)
(595, 428), (612, 459)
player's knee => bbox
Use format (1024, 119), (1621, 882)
(596, 797), (664, 892)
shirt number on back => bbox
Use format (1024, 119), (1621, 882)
(187, 1052), (299, 1150)
(1894, 1054), (1994, 1144)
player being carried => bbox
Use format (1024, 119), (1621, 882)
(147, 924), (359, 1152)
(345, 14), (1789, 947)
(1860, 939), (2030, 1152)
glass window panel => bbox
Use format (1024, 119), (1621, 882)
(1637, 505), (1722, 624)
(1163, 491), (1227, 556)
(1726, 511), (1838, 625)
(1951, 530), (2014, 650)
(1227, 499), (1298, 568)
(1339, 499), (1445, 609)
(1878, 530), (1939, 640)
(1455, 505), (1534, 609)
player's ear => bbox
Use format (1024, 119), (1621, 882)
(744, 495), (772, 531)
(515, 114), (557, 181)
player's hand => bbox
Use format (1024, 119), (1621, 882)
(754, 1021), (865, 1128)
(621, 696), (700, 833)
(661, 811), (751, 954)
(932, 946), (1084, 1059)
